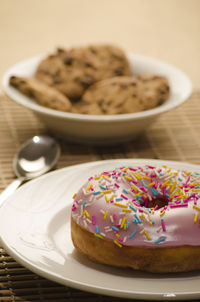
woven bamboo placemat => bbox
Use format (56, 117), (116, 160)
(0, 92), (200, 301)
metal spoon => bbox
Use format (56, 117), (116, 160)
(0, 135), (60, 206)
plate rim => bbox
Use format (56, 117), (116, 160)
(0, 158), (200, 301)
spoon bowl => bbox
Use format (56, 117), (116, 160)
(14, 136), (60, 180)
(0, 135), (60, 205)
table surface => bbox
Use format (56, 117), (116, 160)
(1, 1), (200, 301)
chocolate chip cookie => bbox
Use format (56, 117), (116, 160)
(9, 76), (71, 112)
(73, 74), (170, 115)
(35, 44), (131, 100)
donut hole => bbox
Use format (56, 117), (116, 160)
(146, 198), (169, 210)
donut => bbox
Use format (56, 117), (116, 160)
(71, 165), (200, 273)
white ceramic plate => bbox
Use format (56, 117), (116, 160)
(2, 54), (192, 144)
(0, 159), (200, 301)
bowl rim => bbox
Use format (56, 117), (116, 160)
(2, 53), (192, 123)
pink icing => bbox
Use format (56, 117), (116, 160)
(71, 165), (200, 247)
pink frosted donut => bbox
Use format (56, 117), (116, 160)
(71, 165), (200, 272)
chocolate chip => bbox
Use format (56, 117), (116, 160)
(85, 62), (93, 68)
(158, 98), (165, 105)
(53, 74), (61, 83)
(121, 83), (128, 89)
(111, 53), (123, 60)
(114, 69), (123, 76)
(10, 76), (17, 87)
(10, 81), (18, 88)
(18, 79), (26, 85)
(159, 89), (167, 95)
(89, 47), (97, 54)
(10, 76), (16, 80)
(101, 108), (107, 113)
(57, 48), (66, 53)
(64, 57), (73, 66)
(107, 100), (112, 105)
(131, 81), (137, 86)
(98, 100), (104, 107)
(115, 103), (123, 108)
(27, 89), (34, 98)
(80, 75), (95, 87)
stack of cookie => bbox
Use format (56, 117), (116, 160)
(9, 44), (170, 114)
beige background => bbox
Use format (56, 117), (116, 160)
(0, 0), (200, 89)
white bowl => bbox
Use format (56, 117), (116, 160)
(2, 53), (192, 145)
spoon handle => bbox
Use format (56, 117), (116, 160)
(0, 178), (24, 207)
